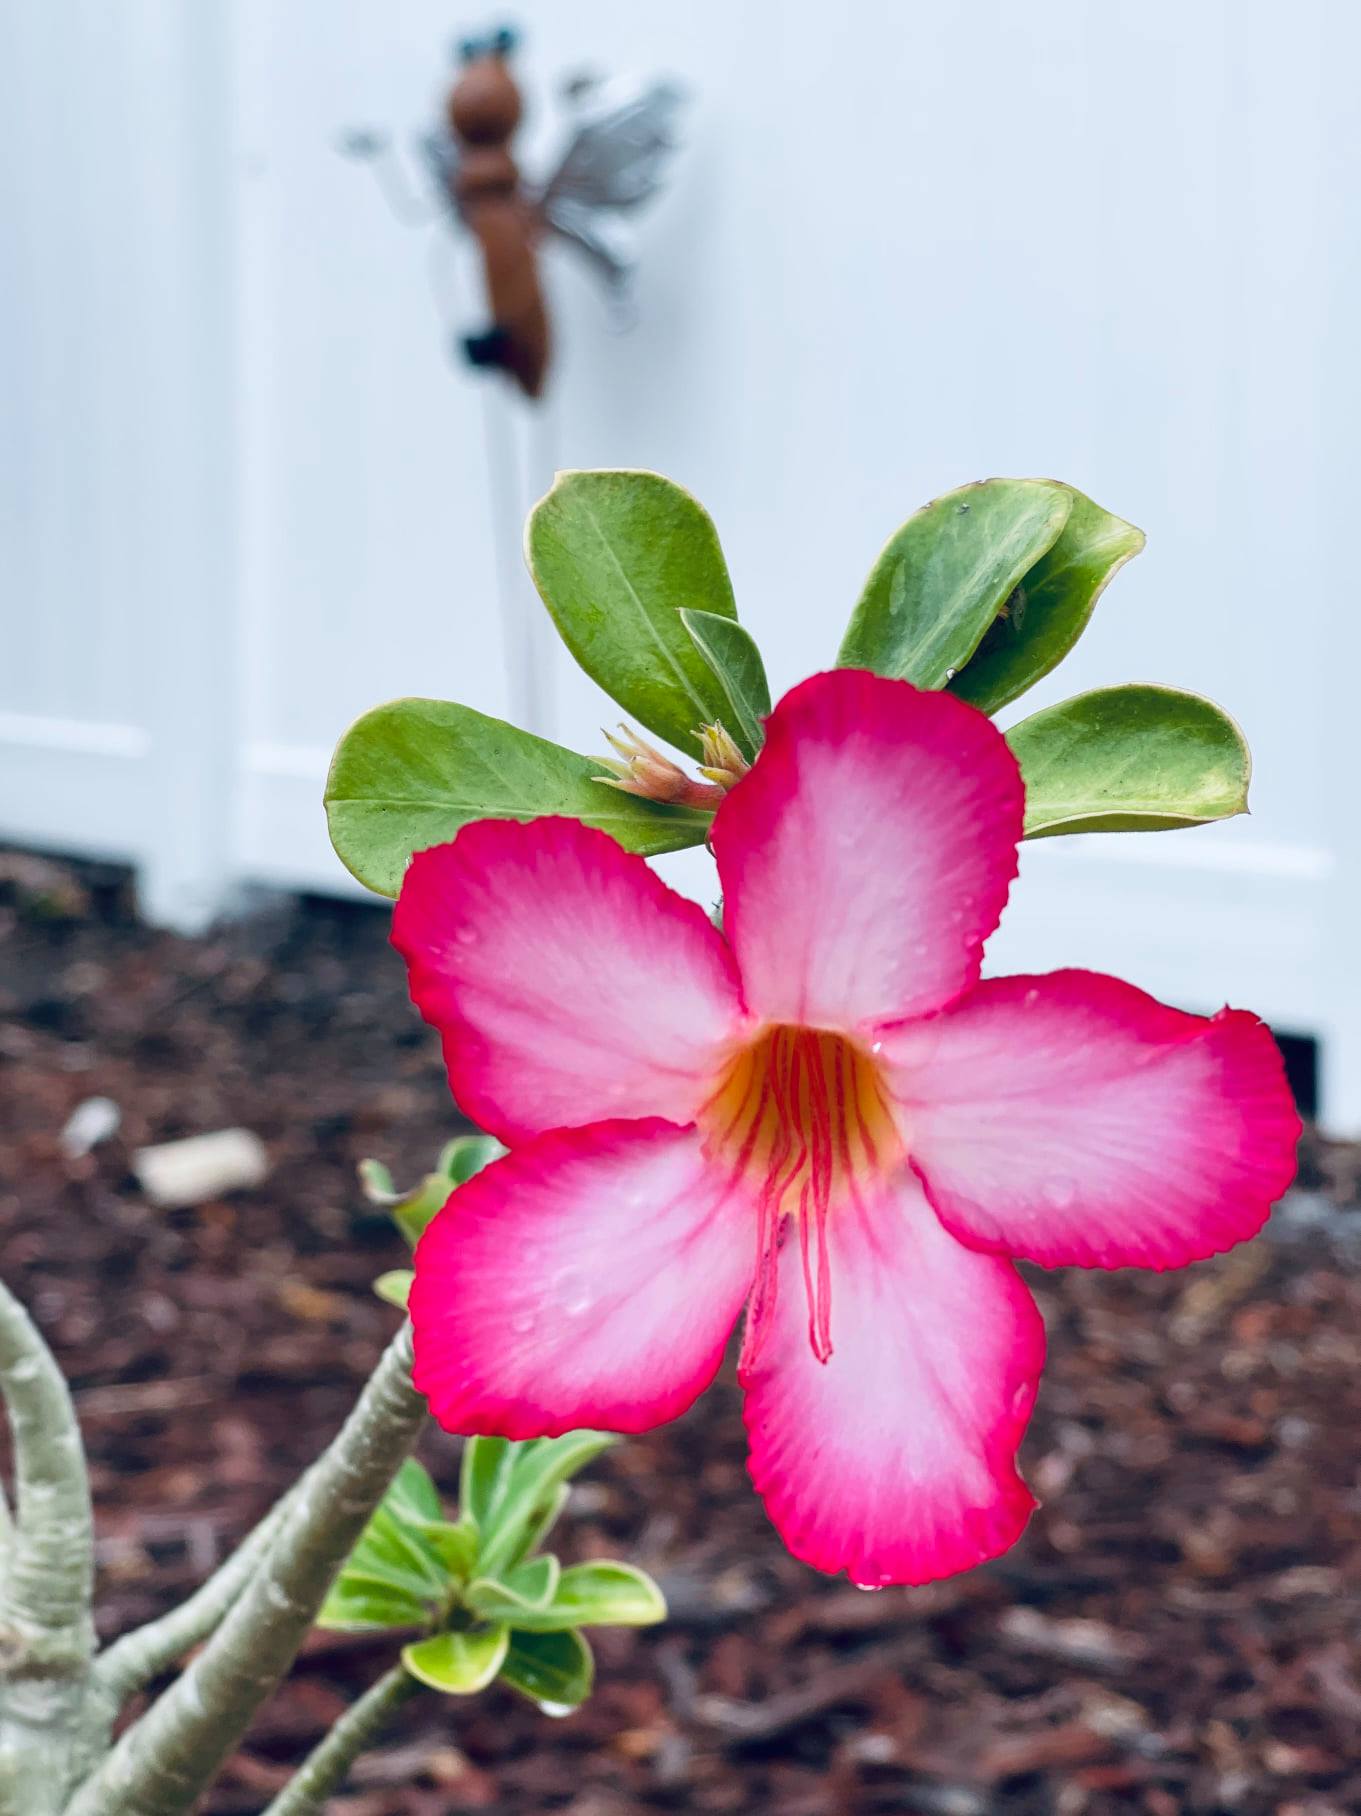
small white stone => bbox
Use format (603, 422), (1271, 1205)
(133, 1129), (268, 1208)
(59, 1096), (121, 1158)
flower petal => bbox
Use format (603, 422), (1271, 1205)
(741, 1173), (1044, 1586)
(882, 971), (1301, 1269)
(410, 1119), (753, 1439)
(712, 670), (1023, 1033)
(392, 817), (747, 1143)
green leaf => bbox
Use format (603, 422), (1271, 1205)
(317, 1579), (428, 1633)
(460, 1435), (515, 1532)
(526, 470), (739, 759)
(498, 1628), (594, 1711)
(417, 1518), (480, 1581)
(1009, 685), (1251, 837)
(357, 1158), (398, 1204)
(390, 1175), (454, 1250)
(504, 1483), (571, 1570)
(950, 486), (1145, 714)
(339, 1501), (447, 1600)
(476, 1433), (617, 1580)
(837, 480), (1072, 689)
(509, 1561), (667, 1632)
(388, 1136), (508, 1248)
(465, 1555), (562, 1623)
(437, 1133), (505, 1186)
(373, 1269), (413, 1309)
(678, 609), (772, 761)
(325, 698), (711, 898)
(402, 1625), (509, 1695)
(387, 1459), (443, 1524)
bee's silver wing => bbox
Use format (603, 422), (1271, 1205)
(534, 76), (686, 298)
(418, 129), (461, 201)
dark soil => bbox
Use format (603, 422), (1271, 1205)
(1, 849), (1358, 1816)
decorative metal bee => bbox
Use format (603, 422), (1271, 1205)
(346, 24), (685, 400)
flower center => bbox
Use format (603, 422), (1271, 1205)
(698, 1026), (903, 1369)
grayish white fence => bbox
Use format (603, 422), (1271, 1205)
(3, 1), (1359, 1122)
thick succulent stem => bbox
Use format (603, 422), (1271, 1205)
(0, 1278), (95, 1655)
(0, 1276), (101, 1816)
(261, 1666), (420, 1815)
(67, 1324), (424, 1816)
(95, 1485), (300, 1706)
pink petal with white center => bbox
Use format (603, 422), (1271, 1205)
(882, 970), (1300, 1270)
(392, 817), (747, 1144)
(712, 671), (1024, 1034)
(741, 1172), (1045, 1586)
(410, 1118), (754, 1439)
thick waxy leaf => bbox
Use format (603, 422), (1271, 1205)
(465, 1555), (562, 1623)
(460, 1435), (515, 1532)
(372, 1268), (413, 1309)
(678, 609), (772, 760)
(505, 1484), (571, 1571)
(416, 1518), (480, 1581)
(1010, 685), (1250, 838)
(358, 1158), (398, 1202)
(389, 1177), (452, 1249)
(402, 1625), (509, 1695)
(438, 1133), (505, 1187)
(498, 1628), (595, 1710)
(387, 1459), (443, 1524)
(340, 1501), (447, 1599)
(509, 1561), (667, 1632)
(325, 698), (710, 898)
(527, 470), (739, 758)
(951, 486), (1145, 714)
(320, 1463), (450, 1629)
(476, 1433), (617, 1580)
(317, 1579), (427, 1633)
(837, 480), (1072, 688)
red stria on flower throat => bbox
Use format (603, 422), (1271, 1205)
(699, 1025), (902, 1370)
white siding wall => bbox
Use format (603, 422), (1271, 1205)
(2, 1), (1359, 1120)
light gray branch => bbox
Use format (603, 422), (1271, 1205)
(0, 1274), (94, 1662)
(67, 1325), (424, 1816)
(94, 1486), (299, 1704)
(261, 1666), (420, 1815)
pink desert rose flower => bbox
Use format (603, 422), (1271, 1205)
(393, 670), (1300, 1587)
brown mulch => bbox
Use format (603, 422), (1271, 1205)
(1, 848), (1359, 1816)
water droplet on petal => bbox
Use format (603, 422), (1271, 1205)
(455, 926), (478, 946)
(510, 1312), (535, 1335)
(870, 1040), (884, 1056)
(1045, 1176), (1077, 1210)
(1024, 987), (1039, 1007)
(854, 1581), (885, 1593)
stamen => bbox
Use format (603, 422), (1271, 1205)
(737, 1189), (782, 1379)
(700, 1026), (902, 1370)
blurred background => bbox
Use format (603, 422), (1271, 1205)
(2, 4), (1360, 1813)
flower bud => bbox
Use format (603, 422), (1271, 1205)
(594, 725), (726, 809)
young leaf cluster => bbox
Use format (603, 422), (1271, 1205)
(363, 1133), (504, 1310)
(318, 1437), (665, 1713)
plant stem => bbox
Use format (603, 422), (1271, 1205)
(95, 1485), (300, 1705)
(261, 1666), (420, 1815)
(0, 1276), (94, 1656)
(66, 1324), (424, 1816)
(0, 1276), (101, 1816)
